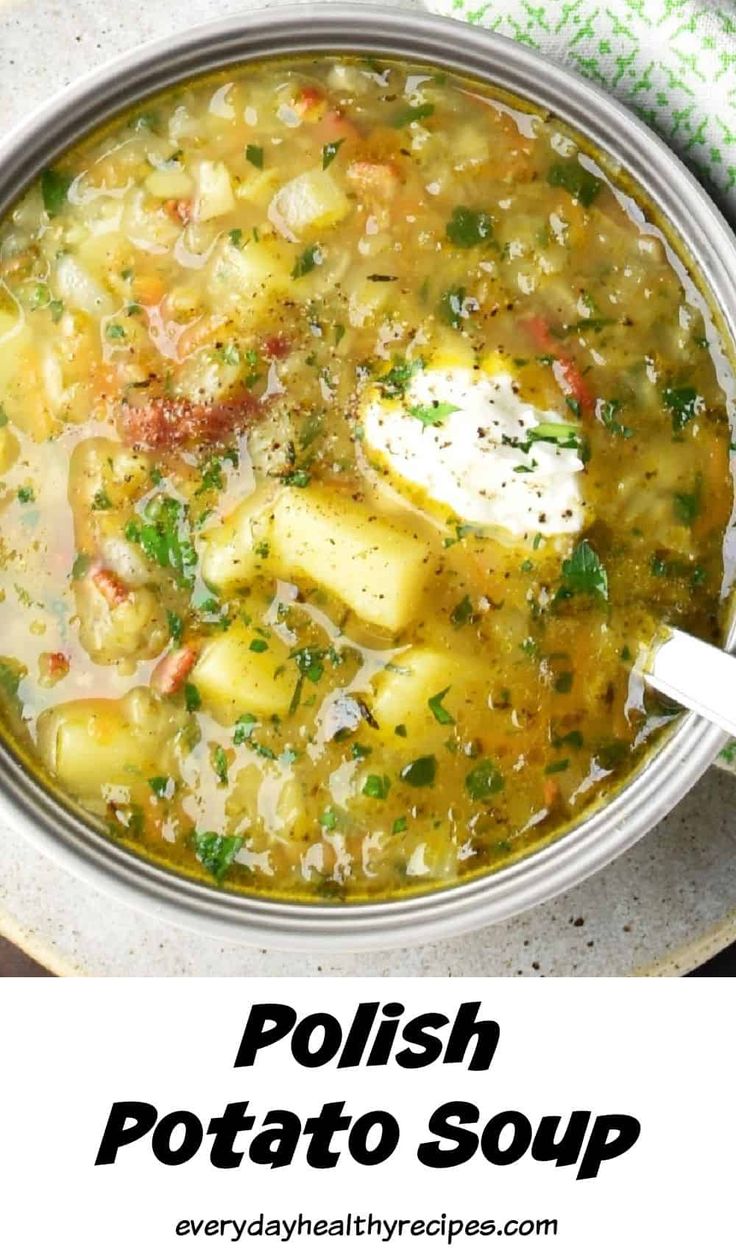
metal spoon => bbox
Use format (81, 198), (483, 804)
(643, 627), (736, 738)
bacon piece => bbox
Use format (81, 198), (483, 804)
(38, 651), (70, 688)
(263, 333), (290, 360)
(119, 393), (261, 451)
(151, 645), (198, 696)
(91, 567), (129, 607)
(346, 160), (400, 201)
(164, 198), (193, 225)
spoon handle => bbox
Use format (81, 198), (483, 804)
(644, 626), (736, 738)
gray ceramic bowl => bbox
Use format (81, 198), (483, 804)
(0, 3), (734, 950)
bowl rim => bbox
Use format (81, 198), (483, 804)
(0, 2), (734, 952)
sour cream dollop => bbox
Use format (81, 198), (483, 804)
(362, 366), (586, 539)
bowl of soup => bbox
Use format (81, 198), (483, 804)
(0, 5), (734, 949)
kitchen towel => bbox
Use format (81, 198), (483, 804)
(423, 0), (736, 217)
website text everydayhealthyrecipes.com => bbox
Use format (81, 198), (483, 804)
(173, 1214), (559, 1243)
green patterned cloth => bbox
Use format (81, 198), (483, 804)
(423, 0), (736, 215)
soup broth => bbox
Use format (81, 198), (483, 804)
(0, 57), (732, 900)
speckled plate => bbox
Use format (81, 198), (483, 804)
(1, 0), (735, 975)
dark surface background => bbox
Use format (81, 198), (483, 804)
(0, 932), (733, 977)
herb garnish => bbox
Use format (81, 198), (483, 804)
(400, 755), (437, 787)
(408, 400), (459, 427)
(193, 831), (244, 882)
(547, 162), (602, 207)
(557, 539), (608, 601)
(428, 686), (455, 726)
(292, 245), (323, 278)
(322, 139), (344, 169)
(41, 168), (72, 217)
(465, 758), (504, 800)
(445, 206), (493, 248)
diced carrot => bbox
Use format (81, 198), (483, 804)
(543, 777), (560, 808)
(91, 567), (129, 607)
(293, 85), (327, 122)
(521, 315), (555, 354)
(132, 273), (166, 305)
(163, 198), (193, 225)
(119, 392), (262, 450)
(314, 109), (361, 145)
(521, 314), (595, 414)
(151, 645), (198, 696)
(346, 160), (400, 201)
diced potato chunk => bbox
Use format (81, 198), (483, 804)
(194, 160), (235, 221)
(75, 576), (168, 665)
(201, 488), (275, 594)
(145, 168), (194, 199)
(208, 238), (292, 311)
(370, 647), (488, 738)
(271, 487), (430, 632)
(37, 687), (187, 799)
(55, 254), (113, 317)
(192, 624), (294, 724)
(227, 763), (306, 839)
(68, 437), (151, 552)
(268, 168), (350, 239)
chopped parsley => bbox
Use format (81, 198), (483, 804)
(673, 476), (702, 526)
(16, 486), (35, 504)
(377, 356), (424, 399)
(281, 468), (311, 488)
(400, 755), (437, 788)
(557, 539), (608, 601)
(322, 139), (344, 169)
(233, 713), (258, 744)
(292, 244), (322, 278)
(428, 686), (455, 726)
(363, 773), (391, 799)
(547, 161), (602, 207)
(167, 610), (183, 643)
(445, 205), (493, 248)
(544, 758), (569, 774)
(211, 744), (229, 785)
(598, 399), (633, 439)
(249, 638), (268, 653)
(124, 494), (197, 586)
(465, 758), (504, 801)
(148, 776), (173, 798)
(450, 594), (474, 627)
(408, 400), (460, 427)
(41, 167), (72, 217)
(193, 831), (244, 882)
(391, 102), (435, 127)
(663, 385), (701, 432)
(439, 285), (467, 329)
(245, 144), (264, 169)
(392, 815), (408, 834)
(184, 682), (201, 712)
